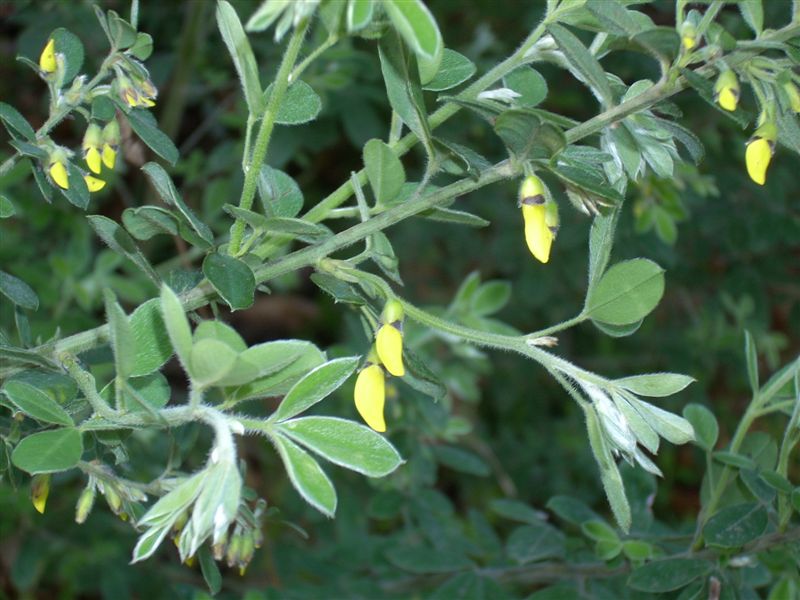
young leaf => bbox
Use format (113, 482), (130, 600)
(264, 80), (322, 125)
(3, 380), (73, 426)
(271, 357), (360, 422)
(245, 0), (290, 32)
(504, 67), (548, 107)
(615, 373), (694, 397)
(364, 138), (406, 204)
(382, 0), (443, 84)
(682, 404), (718, 452)
(585, 259), (665, 326)
(257, 165), (304, 218)
(202, 253), (256, 311)
(634, 400), (695, 445)
(272, 433), (337, 517)
(51, 28), (84, 85)
(744, 330), (759, 393)
(11, 428), (83, 474)
(160, 284), (193, 369)
(129, 299), (174, 377)
(189, 339), (238, 387)
(423, 48), (476, 92)
(347, 0), (375, 32)
(548, 23), (614, 106)
(104, 290), (136, 380)
(217, 0), (264, 114)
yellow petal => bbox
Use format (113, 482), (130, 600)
(376, 324), (404, 377)
(718, 87), (738, 112)
(522, 204), (552, 264)
(745, 138), (772, 186)
(519, 175), (545, 204)
(84, 175), (106, 192)
(681, 35), (695, 51)
(124, 90), (139, 107)
(39, 38), (57, 73)
(141, 97), (156, 108)
(49, 161), (69, 189)
(85, 146), (102, 174)
(31, 474), (50, 514)
(354, 364), (386, 432)
(102, 144), (117, 169)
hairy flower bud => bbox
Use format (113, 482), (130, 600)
(75, 485), (96, 524)
(39, 38), (57, 74)
(31, 474), (51, 514)
(519, 175), (557, 264)
(714, 70), (740, 112)
(784, 81), (800, 114)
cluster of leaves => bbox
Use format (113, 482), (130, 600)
(1, 0), (799, 597)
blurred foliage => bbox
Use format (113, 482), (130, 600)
(0, 0), (799, 598)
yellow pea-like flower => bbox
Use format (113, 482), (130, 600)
(714, 70), (739, 112)
(354, 364), (386, 432)
(523, 204), (553, 264)
(745, 121), (777, 186)
(85, 146), (102, 174)
(49, 160), (69, 189)
(84, 175), (106, 192)
(82, 123), (103, 174)
(102, 144), (117, 170)
(31, 474), (51, 514)
(39, 38), (57, 73)
(376, 324), (405, 377)
(102, 120), (120, 169)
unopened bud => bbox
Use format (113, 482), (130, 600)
(31, 474), (51, 514)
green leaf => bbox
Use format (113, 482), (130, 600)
(382, 0), (443, 84)
(202, 253), (255, 311)
(125, 372), (171, 411)
(51, 28), (84, 85)
(129, 32), (154, 61)
(490, 499), (545, 525)
(129, 299), (173, 377)
(363, 138), (406, 204)
(106, 10), (137, 49)
(126, 110), (179, 165)
(739, 0), (763, 36)
(86, 215), (160, 284)
(680, 68), (751, 128)
(628, 558), (712, 592)
(188, 460), (241, 556)
(682, 404), (718, 451)
(546, 496), (602, 526)
(712, 451), (756, 469)
(615, 373), (694, 397)
(0, 102), (35, 140)
(263, 80), (322, 125)
(423, 48), (476, 92)
(91, 96), (116, 121)
(347, 0), (375, 32)
(189, 338), (238, 387)
(418, 207), (489, 228)
(506, 523), (565, 564)
(272, 357), (360, 422)
(470, 281), (511, 317)
(198, 546), (222, 595)
(585, 259), (665, 326)
(3, 380), (73, 426)
(587, 209), (620, 291)
(160, 284), (193, 369)
(217, 0), (263, 114)
(593, 319), (642, 338)
(551, 163), (622, 203)
(744, 330), (759, 394)
(272, 433), (336, 517)
(581, 519), (619, 543)
(257, 165), (304, 218)
(703, 503), (768, 548)
(122, 206), (178, 240)
(634, 399), (694, 445)
(548, 23), (613, 106)
(494, 109), (542, 159)
(0, 270), (38, 310)
(194, 320), (246, 352)
(131, 524), (174, 564)
(142, 163), (212, 244)
(60, 162), (90, 210)
(277, 416), (403, 477)
(0, 195), (16, 218)
(216, 339), (309, 387)
(245, 0), (290, 32)
(11, 428), (83, 474)
(104, 290), (136, 380)
(585, 0), (644, 37)
(138, 471), (208, 527)
(504, 67), (548, 107)
(223, 206), (330, 242)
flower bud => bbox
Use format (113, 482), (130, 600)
(713, 70), (740, 112)
(75, 485), (96, 524)
(31, 474), (51, 514)
(102, 120), (120, 170)
(784, 81), (800, 114)
(376, 299), (405, 377)
(82, 123), (103, 174)
(39, 38), (57, 74)
(226, 531), (243, 568)
(104, 484), (123, 514)
(519, 175), (555, 264)
(680, 21), (697, 51)
(354, 363), (386, 432)
(745, 120), (777, 186)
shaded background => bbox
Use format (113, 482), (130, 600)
(1, 0), (799, 597)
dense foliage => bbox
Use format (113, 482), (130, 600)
(1, 0), (799, 598)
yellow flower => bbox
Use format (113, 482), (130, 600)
(102, 120), (121, 170)
(82, 123), (103, 174)
(376, 324), (404, 377)
(354, 364), (386, 432)
(680, 21), (697, 51)
(745, 120), (776, 186)
(39, 38), (57, 74)
(49, 160), (69, 190)
(84, 175), (106, 192)
(519, 175), (557, 264)
(31, 474), (51, 514)
(714, 70), (739, 112)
